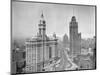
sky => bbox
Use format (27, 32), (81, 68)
(12, 1), (96, 39)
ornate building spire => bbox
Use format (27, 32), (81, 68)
(41, 12), (44, 18)
(70, 16), (78, 27)
(71, 16), (76, 22)
(38, 12), (46, 37)
(40, 12), (46, 24)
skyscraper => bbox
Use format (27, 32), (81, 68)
(25, 13), (58, 72)
(69, 16), (81, 59)
(63, 34), (69, 48)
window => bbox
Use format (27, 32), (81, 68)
(23, 52), (26, 58)
(49, 47), (52, 59)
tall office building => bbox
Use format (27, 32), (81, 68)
(69, 16), (81, 58)
(63, 34), (69, 48)
(25, 13), (58, 72)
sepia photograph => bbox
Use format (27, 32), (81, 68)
(11, 0), (96, 74)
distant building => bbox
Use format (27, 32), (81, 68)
(25, 13), (58, 72)
(69, 16), (81, 58)
(63, 34), (69, 48)
(11, 48), (26, 74)
(78, 54), (93, 69)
